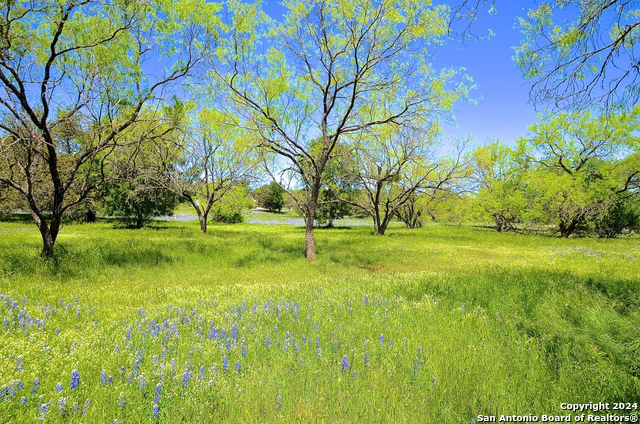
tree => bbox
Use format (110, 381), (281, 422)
(514, 0), (640, 110)
(518, 107), (640, 238)
(99, 131), (179, 228)
(339, 125), (468, 235)
(210, 0), (474, 259)
(253, 182), (285, 212)
(470, 141), (530, 232)
(157, 108), (258, 233)
(0, 0), (219, 255)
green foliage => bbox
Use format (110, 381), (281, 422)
(253, 182), (285, 212)
(514, 0), (640, 109)
(210, 183), (254, 223)
(595, 199), (640, 238)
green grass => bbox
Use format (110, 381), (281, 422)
(0, 218), (638, 423)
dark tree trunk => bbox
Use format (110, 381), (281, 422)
(136, 212), (143, 229)
(84, 209), (96, 223)
(198, 214), (208, 233)
(559, 219), (578, 238)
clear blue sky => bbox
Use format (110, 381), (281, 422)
(258, 1), (542, 146)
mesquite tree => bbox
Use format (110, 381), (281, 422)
(0, 0), (219, 255)
(209, 0), (475, 260)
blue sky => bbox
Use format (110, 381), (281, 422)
(258, 1), (542, 146)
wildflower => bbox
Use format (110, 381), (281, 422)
(242, 344), (247, 357)
(152, 403), (160, 419)
(55, 382), (63, 393)
(461, 304), (465, 313)
(182, 369), (190, 387)
(120, 366), (125, 377)
(364, 351), (369, 365)
(118, 392), (126, 407)
(16, 356), (22, 372)
(39, 402), (51, 421)
(138, 374), (147, 390)
(236, 360), (241, 372)
(114, 345), (120, 353)
(223, 356), (229, 372)
(231, 322), (238, 340)
(275, 394), (282, 410)
(341, 355), (349, 372)
(16, 380), (24, 390)
(352, 371), (357, 377)
(413, 358), (420, 374)
(70, 369), (80, 390)
(199, 365), (205, 381)
(31, 378), (39, 395)
(154, 383), (162, 403)
(58, 397), (67, 416)
(100, 370), (108, 385)
(82, 398), (90, 415)
(380, 333), (384, 346)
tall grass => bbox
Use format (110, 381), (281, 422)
(0, 218), (638, 422)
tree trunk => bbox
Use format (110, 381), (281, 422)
(198, 213), (208, 233)
(40, 227), (56, 257)
(559, 219), (578, 238)
(136, 211), (143, 229)
(304, 181), (321, 261)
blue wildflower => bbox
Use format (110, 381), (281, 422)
(414, 358), (420, 374)
(380, 333), (384, 346)
(352, 371), (357, 377)
(182, 369), (190, 387)
(138, 374), (147, 390)
(58, 397), (67, 416)
(100, 370), (108, 385)
(55, 382), (63, 393)
(223, 356), (229, 372)
(70, 369), (80, 390)
(231, 322), (238, 340)
(236, 360), (241, 372)
(364, 351), (369, 365)
(120, 366), (125, 377)
(39, 402), (51, 421)
(154, 383), (162, 403)
(242, 344), (247, 357)
(341, 355), (349, 371)
(31, 378), (39, 395)
(199, 365), (205, 381)
(21, 396), (27, 406)
(82, 398), (90, 415)
(118, 392), (126, 407)
(16, 356), (22, 372)
(461, 304), (465, 313)
(152, 403), (160, 419)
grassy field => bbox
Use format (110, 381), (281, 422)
(0, 215), (639, 423)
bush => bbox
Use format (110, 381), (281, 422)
(595, 200), (640, 238)
(211, 210), (244, 223)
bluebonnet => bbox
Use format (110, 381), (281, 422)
(199, 365), (205, 381)
(266, 336), (272, 348)
(223, 356), (229, 372)
(114, 345), (120, 353)
(152, 403), (160, 419)
(364, 351), (369, 365)
(414, 358), (420, 374)
(236, 360), (241, 372)
(31, 378), (39, 395)
(16, 380), (24, 390)
(154, 383), (162, 403)
(16, 356), (22, 372)
(120, 366), (125, 377)
(352, 371), (357, 377)
(118, 392), (126, 407)
(461, 304), (465, 313)
(138, 374), (147, 390)
(58, 397), (67, 416)
(231, 322), (238, 340)
(39, 402), (51, 421)
(182, 369), (190, 387)
(100, 370), (108, 385)
(21, 396), (27, 406)
(55, 382), (63, 393)
(83, 398), (90, 415)
(380, 333), (384, 346)
(341, 355), (349, 371)
(242, 344), (247, 357)
(70, 369), (80, 390)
